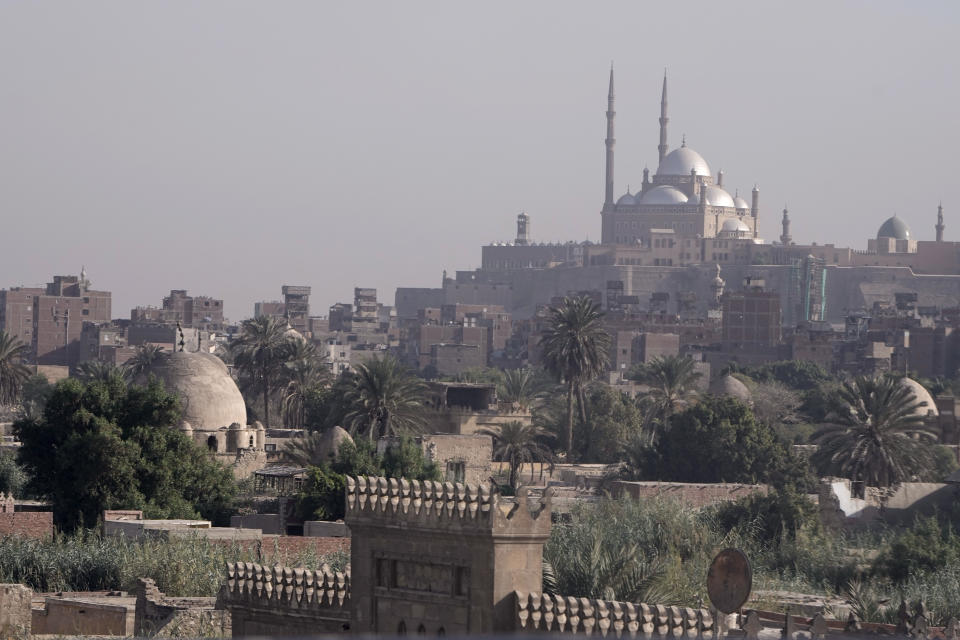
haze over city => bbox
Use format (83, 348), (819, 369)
(2, 1), (957, 319)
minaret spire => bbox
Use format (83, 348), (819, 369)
(936, 201), (945, 242)
(604, 64), (616, 206)
(780, 205), (792, 245)
(658, 69), (669, 165)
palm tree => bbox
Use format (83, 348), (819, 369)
(343, 355), (426, 441)
(74, 360), (131, 384)
(231, 315), (296, 428)
(479, 420), (555, 489)
(126, 344), (165, 378)
(631, 355), (702, 439)
(539, 296), (611, 457)
(811, 376), (938, 488)
(281, 356), (330, 428)
(497, 368), (544, 412)
(0, 331), (30, 406)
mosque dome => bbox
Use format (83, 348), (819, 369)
(696, 185), (736, 208)
(708, 374), (752, 403)
(734, 195), (750, 210)
(640, 185), (689, 205)
(616, 192), (637, 206)
(877, 215), (911, 240)
(899, 377), (938, 418)
(720, 218), (751, 235)
(656, 146), (711, 177)
(140, 351), (247, 431)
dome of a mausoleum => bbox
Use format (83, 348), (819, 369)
(656, 146), (711, 177)
(141, 351), (247, 431)
(616, 192), (637, 206)
(899, 377), (938, 418)
(877, 215), (911, 240)
(708, 374), (752, 403)
(640, 185), (689, 205)
(733, 195), (750, 210)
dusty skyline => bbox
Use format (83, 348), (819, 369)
(1, 1), (957, 320)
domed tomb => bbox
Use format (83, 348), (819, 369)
(140, 351), (247, 431)
(899, 377), (938, 418)
(708, 374), (752, 403)
(877, 215), (911, 240)
(656, 146), (711, 177)
(616, 192), (637, 206)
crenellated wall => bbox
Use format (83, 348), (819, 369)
(221, 562), (351, 636)
(515, 592), (718, 637)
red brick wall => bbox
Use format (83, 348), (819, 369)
(0, 512), (54, 538)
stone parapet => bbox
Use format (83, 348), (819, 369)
(222, 563), (351, 636)
(224, 562), (350, 612)
(345, 476), (552, 537)
(515, 592), (718, 637)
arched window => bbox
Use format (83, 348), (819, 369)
(207, 435), (218, 452)
(437, 627), (446, 636)
(417, 624), (427, 635)
(398, 621), (407, 635)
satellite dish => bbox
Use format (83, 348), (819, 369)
(707, 548), (752, 614)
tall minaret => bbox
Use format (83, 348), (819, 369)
(780, 206), (792, 245)
(936, 201), (945, 242)
(604, 65), (616, 206)
(658, 70), (669, 165)
(516, 211), (530, 246)
(751, 184), (760, 238)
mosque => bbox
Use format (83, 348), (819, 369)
(599, 69), (760, 246)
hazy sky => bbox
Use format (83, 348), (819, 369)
(2, 1), (958, 321)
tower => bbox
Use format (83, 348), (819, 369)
(936, 202), (945, 242)
(751, 184), (760, 238)
(658, 70), (669, 165)
(780, 206), (792, 245)
(515, 211), (530, 245)
(604, 65), (616, 206)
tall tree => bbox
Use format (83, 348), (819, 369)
(15, 377), (236, 529)
(74, 360), (131, 384)
(811, 376), (938, 487)
(630, 355), (701, 438)
(281, 352), (330, 428)
(343, 355), (426, 441)
(497, 368), (545, 412)
(126, 344), (165, 378)
(479, 420), (555, 489)
(539, 296), (611, 457)
(0, 331), (30, 406)
(231, 315), (296, 428)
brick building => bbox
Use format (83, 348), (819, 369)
(131, 289), (224, 331)
(0, 273), (111, 366)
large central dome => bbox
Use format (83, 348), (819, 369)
(877, 215), (911, 240)
(656, 146), (711, 177)
(140, 351), (247, 431)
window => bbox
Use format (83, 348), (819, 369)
(446, 461), (466, 484)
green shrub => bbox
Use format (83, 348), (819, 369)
(873, 516), (960, 583)
(710, 486), (818, 544)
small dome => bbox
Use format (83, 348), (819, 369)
(877, 215), (911, 240)
(721, 218), (751, 233)
(616, 192), (637, 206)
(699, 185), (736, 208)
(316, 426), (354, 462)
(900, 378), (938, 418)
(656, 146), (711, 177)
(140, 351), (247, 431)
(734, 195), (750, 209)
(641, 185), (689, 205)
(285, 326), (307, 343)
(708, 374), (752, 403)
